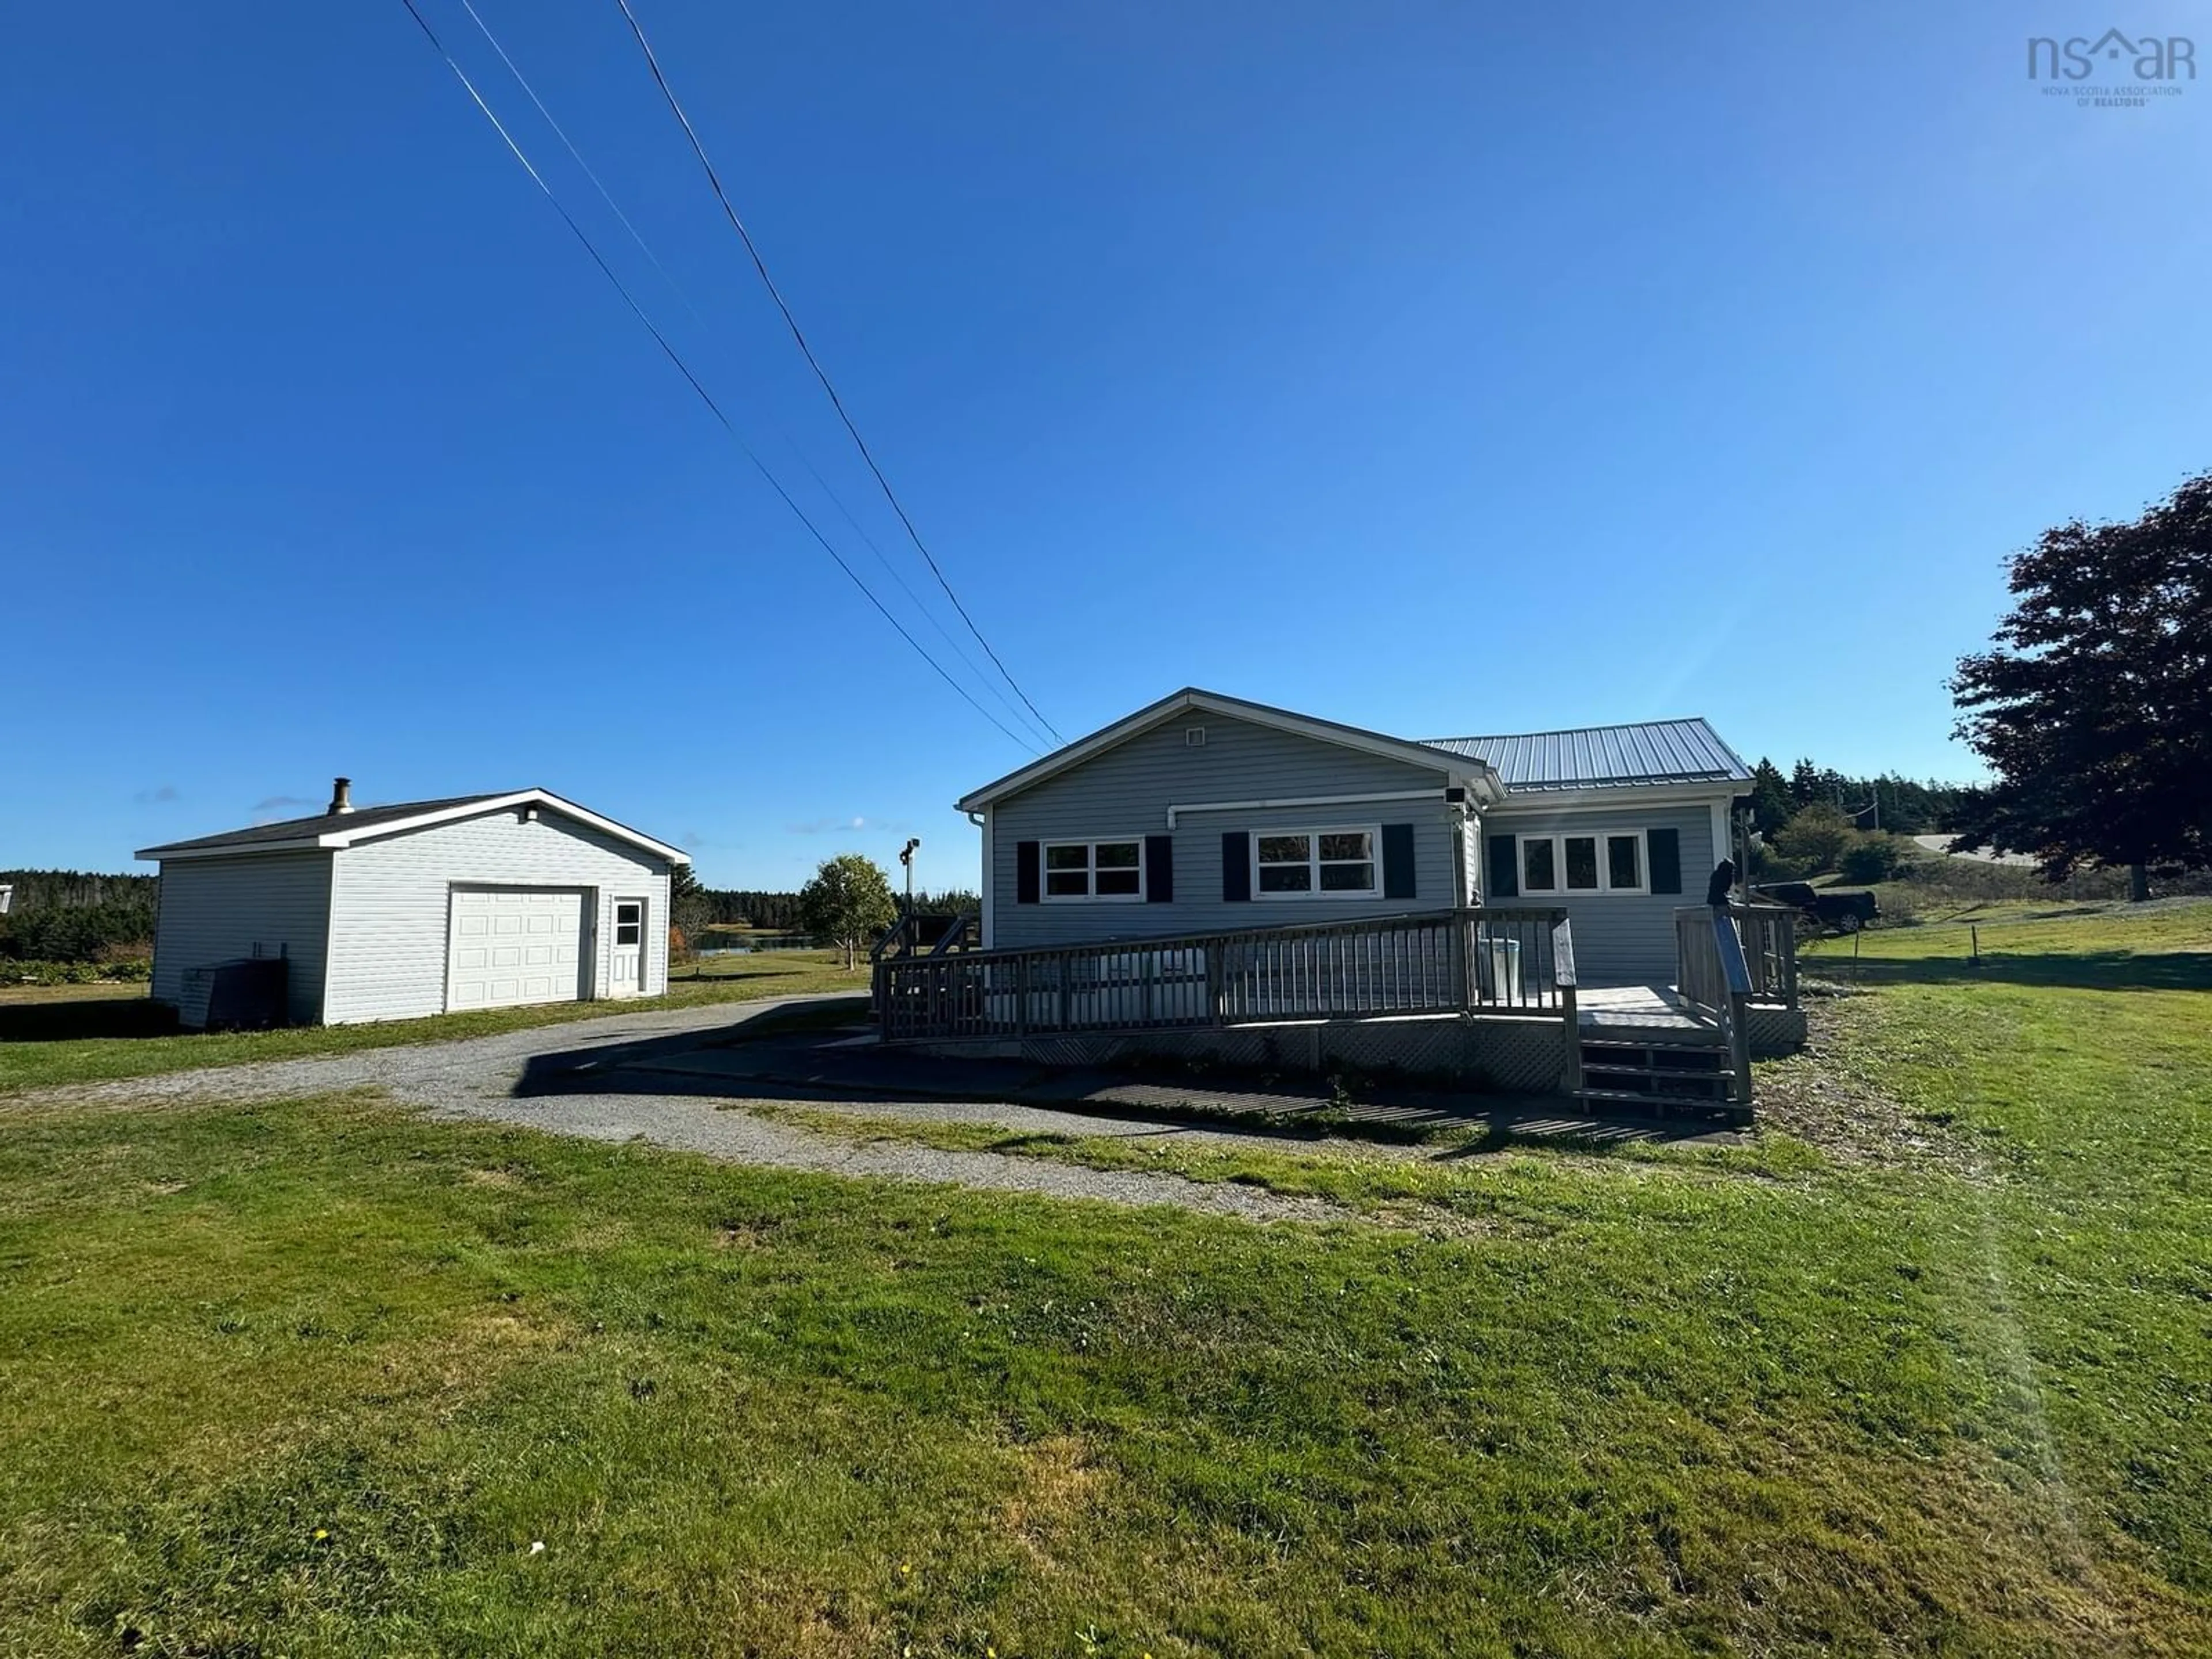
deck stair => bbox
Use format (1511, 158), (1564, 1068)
(1575, 1035), (1743, 1120)
(1570, 984), (1750, 1123)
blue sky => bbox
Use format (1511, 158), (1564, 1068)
(3, 1), (2206, 892)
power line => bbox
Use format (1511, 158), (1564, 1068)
(448, 0), (1058, 751)
(395, 0), (1040, 753)
(607, 0), (1066, 747)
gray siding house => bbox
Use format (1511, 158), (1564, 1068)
(138, 781), (684, 1027)
(958, 689), (1752, 987)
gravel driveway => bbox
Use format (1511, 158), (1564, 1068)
(23, 995), (1364, 1226)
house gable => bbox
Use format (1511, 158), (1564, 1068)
(959, 688), (1491, 814)
(983, 707), (1465, 950)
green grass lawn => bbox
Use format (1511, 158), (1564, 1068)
(0, 908), (2207, 1654)
(0, 952), (868, 1094)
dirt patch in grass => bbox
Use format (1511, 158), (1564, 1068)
(1752, 995), (1992, 1177)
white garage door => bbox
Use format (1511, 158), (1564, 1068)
(447, 888), (586, 1010)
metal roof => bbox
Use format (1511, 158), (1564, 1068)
(1419, 718), (1751, 793)
(138, 794), (512, 857)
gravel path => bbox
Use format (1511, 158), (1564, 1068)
(20, 997), (1365, 1226)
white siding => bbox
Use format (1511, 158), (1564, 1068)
(1481, 799), (1724, 985)
(150, 851), (333, 1025)
(989, 711), (1457, 949)
(323, 808), (672, 1025)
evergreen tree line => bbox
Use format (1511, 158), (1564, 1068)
(1743, 763), (1967, 839)
(694, 885), (980, 933)
(0, 870), (160, 962)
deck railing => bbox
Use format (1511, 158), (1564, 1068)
(1673, 906), (1757, 1108)
(874, 907), (1577, 1044)
(1730, 904), (1801, 1007)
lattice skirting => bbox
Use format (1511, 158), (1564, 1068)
(1747, 1005), (1808, 1056)
(929, 1016), (1571, 1094)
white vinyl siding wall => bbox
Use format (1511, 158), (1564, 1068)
(1482, 800), (1720, 985)
(323, 809), (671, 1025)
(990, 712), (1457, 949)
(150, 851), (333, 1025)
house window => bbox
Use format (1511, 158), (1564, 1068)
(1255, 828), (1377, 897)
(615, 900), (643, 945)
(1522, 838), (1556, 893)
(1043, 839), (1144, 901)
(1607, 832), (1642, 891)
(1517, 831), (1647, 896)
(1565, 836), (1599, 891)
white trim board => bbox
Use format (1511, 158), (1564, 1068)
(1483, 784), (1743, 816)
(1165, 787), (1441, 829)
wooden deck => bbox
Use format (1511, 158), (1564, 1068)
(873, 905), (1800, 1115)
(1574, 984), (1721, 1039)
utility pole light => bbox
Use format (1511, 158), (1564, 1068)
(898, 838), (921, 918)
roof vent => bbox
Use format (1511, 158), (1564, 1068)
(1185, 726), (1206, 748)
(328, 777), (354, 816)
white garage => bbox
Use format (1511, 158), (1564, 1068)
(139, 781), (685, 1028)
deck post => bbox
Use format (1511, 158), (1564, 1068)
(1016, 954), (1029, 1040)
(1552, 912), (1581, 1094)
(1728, 987), (1754, 1109)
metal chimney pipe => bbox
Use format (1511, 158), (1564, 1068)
(328, 777), (354, 815)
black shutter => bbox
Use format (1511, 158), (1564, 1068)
(1381, 823), (1416, 900)
(1487, 835), (1519, 898)
(1145, 835), (1175, 903)
(1221, 831), (1251, 902)
(1016, 840), (1040, 904)
(1649, 827), (1681, 895)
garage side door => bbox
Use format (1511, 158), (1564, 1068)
(447, 888), (586, 1010)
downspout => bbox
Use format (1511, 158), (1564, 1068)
(965, 809), (993, 949)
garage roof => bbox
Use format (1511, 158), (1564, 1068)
(1421, 719), (1751, 792)
(137, 789), (689, 864)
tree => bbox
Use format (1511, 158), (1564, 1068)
(1747, 759), (1794, 836)
(1771, 803), (1855, 873)
(667, 865), (713, 958)
(1788, 759), (1822, 809)
(800, 854), (897, 969)
(1950, 468), (2212, 898)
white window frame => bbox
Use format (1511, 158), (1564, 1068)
(1040, 837), (1147, 903)
(1251, 824), (1382, 901)
(1516, 830), (1649, 896)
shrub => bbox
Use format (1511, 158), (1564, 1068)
(1839, 834), (1911, 885)
(0, 958), (152, 987)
